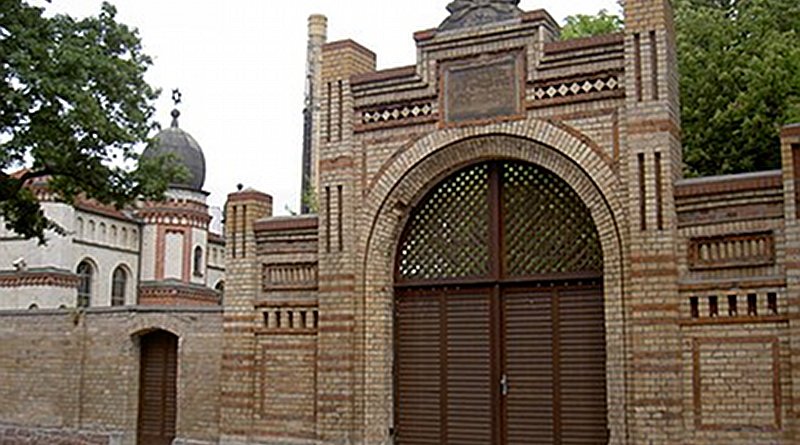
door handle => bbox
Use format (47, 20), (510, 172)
(500, 373), (508, 396)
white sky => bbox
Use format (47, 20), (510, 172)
(37, 0), (620, 214)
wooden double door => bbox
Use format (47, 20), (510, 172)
(394, 161), (609, 444)
(395, 282), (608, 445)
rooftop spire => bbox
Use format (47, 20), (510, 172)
(170, 88), (183, 128)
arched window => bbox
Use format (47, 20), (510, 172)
(111, 266), (128, 306)
(77, 261), (93, 308)
(76, 217), (84, 238)
(193, 246), (204, 277)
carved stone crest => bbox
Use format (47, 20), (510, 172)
(439, 0), (523, 31)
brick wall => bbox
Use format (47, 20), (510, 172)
(0, 307), (222, 445)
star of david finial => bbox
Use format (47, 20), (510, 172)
(172, 88), (183, 106)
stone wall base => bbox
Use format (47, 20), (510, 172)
(0, 424), (114, 445)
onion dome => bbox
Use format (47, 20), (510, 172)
(143, 107), (206, 191)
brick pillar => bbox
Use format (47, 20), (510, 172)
(315, 39), (376, 443)
(781, 124), (800, 440)
(302, 14), (328, 213)
(622, 0), (683, 443)
(219, 189), (272, 444)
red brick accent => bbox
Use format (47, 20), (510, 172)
(780, 123), (800, 139)
(627, 118), (682, 139)
(138, 282), (220, 306)
(226, 190), (273, 205)
(318, 156), (355, 173)
(351, 65), (416, 85)
(543, 32), (624, 55)
(675, 171), (782, 198)
(521, 9), (558, 28)
(0, 270), (79, 289)
(74, 199), (136, 223)
(254, 216), (319, 233)
(412, 28), (436, 42)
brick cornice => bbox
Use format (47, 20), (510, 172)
(254, 216), (319, 233)
(227, 190), (273, 204)
(322, 39), (376, 60)
(781, 123), (800, 139)
(351, 65), (416, 86)
(0, 269), (79, 289)
(138, 281), (220, 306)
(543, 32), (624, 55)
(675, 170), (782, 199)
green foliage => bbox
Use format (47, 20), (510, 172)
(0, 1), (182, 243)
(676, 0), (800, 176)
(560, 9), (623, 40)
(301, 187), (318, 214)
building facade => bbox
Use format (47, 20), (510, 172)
(2, 1), (800, 444)
(224, 0), (800, 444)
(0, 108), (225, 311)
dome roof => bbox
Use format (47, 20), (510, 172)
(142, 109), (206, 191)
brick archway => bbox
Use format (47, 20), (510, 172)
(358, 124), (628, 444)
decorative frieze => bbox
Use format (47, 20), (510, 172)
(360, 102), (434, 125)
(259, 305), (319, 334)
(531, 75), (620, 102)
(687, 291), (781, 321)
(688, 232), (775, 270)
(263, 263), (318, 291)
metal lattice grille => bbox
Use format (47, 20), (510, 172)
(398, 164), (490, 281)
(502, 162), (602, 276)
(397, 161), (602, 283)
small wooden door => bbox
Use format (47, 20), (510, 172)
(137, 330), (178, 445)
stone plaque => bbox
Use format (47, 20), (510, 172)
(442, 54), (522, 125)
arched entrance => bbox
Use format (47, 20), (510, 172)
(394, 160), (608, 444)
(137, 330), (178, 445)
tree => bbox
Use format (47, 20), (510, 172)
(0, 1), (182, 243)
(676, 0), (800, 176)
(560, 9), (623, 40)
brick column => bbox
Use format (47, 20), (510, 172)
(219, 190), (272, 444)
(622, 0), (683, 443)
(315, 39), (376, 443)
(780, 124), (800, 439)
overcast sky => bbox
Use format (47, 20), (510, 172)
(37, 0), (620, 215)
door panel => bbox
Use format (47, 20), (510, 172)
(503, 290), (554, 445)
(396, 295), (443, 445)
(138, 331), (178, 445)
(445, 293), (492, 445)
(559, 289), (608, 444)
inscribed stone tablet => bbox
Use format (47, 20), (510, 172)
(442, 54), (522, 125)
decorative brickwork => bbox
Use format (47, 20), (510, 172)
(3, 2), (800, 444)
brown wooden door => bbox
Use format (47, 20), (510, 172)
(395, 161), (608, 445)
(138, 330), (178, 445)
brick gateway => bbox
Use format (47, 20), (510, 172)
(2, 1), (800, 444)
